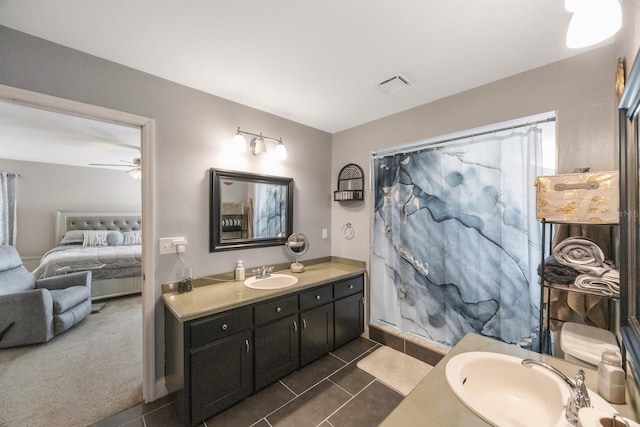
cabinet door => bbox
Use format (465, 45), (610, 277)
(254, 314), (300, 390)
(334, 292), (364, 349)
(190, 330), (253, 423)
(300, 303), (334, 366)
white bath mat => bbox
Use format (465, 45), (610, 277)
(357, 346), (433, 396)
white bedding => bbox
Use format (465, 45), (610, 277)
(32, 244), (142, 280)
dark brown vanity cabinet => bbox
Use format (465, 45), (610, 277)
(165, 305), (253, 426)
(190, 330), (253, 422)
(165, 272), (365, 426)
(300, 285), (334, 366)
(334, 276), (365, 348)
(253, 295), (300, 390)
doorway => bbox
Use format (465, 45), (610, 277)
(0, 84), (156, 419)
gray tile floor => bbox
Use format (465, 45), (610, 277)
(92, 337), (405, 427)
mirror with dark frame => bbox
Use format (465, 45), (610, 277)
(619, 47), (640, 389)
(209, 169), (294, 252)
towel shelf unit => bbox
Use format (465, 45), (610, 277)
(538, 218), (619, 355)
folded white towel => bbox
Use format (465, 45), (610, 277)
(574, 270), (620, 296)
(552, 237), (610, 276)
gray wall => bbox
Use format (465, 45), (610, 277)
(0, 159), (141, 260)
(330, 44), (619, 262)
(0, 25), (333, 385)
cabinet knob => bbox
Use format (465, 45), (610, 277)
(316, 295), (321, 300)
(221, 324), (228, 330)
(276, 307), (282, 313)
(349, 284), (354, 289)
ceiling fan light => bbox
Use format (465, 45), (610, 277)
(128, 168), (141, 179)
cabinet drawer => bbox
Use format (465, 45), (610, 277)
(299, 285), (333, 311)
(254, 294), (298, 326)
(333, 275), (364, 300)
(189, 306), (252, 348)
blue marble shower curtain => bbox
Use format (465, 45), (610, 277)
(371, 127), (543, 349)
(253, 184), (286, 238)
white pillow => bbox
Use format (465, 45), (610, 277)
(59, 230), (86, 245)
(83, 230), (108, 247)
(123, 230), (142, 245)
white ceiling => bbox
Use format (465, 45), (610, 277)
(0, 100), (141, 169)
(0, 0), (610, 134)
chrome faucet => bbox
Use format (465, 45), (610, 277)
(253, 265), (274, 279)
(521, 359), (591, 425)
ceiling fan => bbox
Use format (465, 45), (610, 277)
(89, 158), (141, 179)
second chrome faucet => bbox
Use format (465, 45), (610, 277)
(521, 359), (591, 425)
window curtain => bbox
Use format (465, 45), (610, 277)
(370, 126), (544, 349)
(0, 172), (18, 246)
(253, 184), (286, 238)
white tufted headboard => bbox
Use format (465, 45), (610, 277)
(55, 210), (142, 244)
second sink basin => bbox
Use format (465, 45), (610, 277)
(244, 273), (298, 290)
(445, 351), (616, 427)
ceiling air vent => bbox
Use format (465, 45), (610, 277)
(377, 74), (411, 94)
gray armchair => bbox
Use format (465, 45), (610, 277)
(0, 245), (92, 349)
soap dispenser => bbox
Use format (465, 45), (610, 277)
(597, 345), (625, 404)
(234, 260), (245, 281)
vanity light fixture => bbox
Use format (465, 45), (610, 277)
(565, 0), (622, 48)
(233, 126), (287, 160)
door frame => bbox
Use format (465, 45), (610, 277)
(0, 84), (157, 401)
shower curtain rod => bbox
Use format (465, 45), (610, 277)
(373, 115), (556, 158)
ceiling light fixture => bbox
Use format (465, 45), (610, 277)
(233, 127), (287, 160)
(565, 0), (622, 48)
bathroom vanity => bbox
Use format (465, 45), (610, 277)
(163, 261), (365, 426)
(380, 333), (638, 426)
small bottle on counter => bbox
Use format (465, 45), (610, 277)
(597, 345), (626, 404)
(235, 260), (245, 281)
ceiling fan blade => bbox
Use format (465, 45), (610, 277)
(89, 163), (135, 167)
(89, 157), (139, 167)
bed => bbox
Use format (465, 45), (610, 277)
(31, 211), (143, 301)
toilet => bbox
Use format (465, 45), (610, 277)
(559, 322), (618, 369)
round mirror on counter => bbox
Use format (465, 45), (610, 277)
(286, 233), (309, 273)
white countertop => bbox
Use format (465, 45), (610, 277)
(162, 261), (365, 322)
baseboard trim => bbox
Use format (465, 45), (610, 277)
(152, 377), (169, 403)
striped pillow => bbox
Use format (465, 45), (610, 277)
(123, 230), (142, 245)
(82, 230), (108, 247)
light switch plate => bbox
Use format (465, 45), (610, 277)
(322, 229), (328, 239)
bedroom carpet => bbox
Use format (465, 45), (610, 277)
(0, 295), (142, 427)
(356, 345), (433, 396)
(91, 302), (107, 313)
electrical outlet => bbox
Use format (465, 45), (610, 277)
(160, 237), (187, 255)
(322, 229), (328, 239)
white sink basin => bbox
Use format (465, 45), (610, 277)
(445, 351), (616, 427)
(243, 273), (298, 290)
